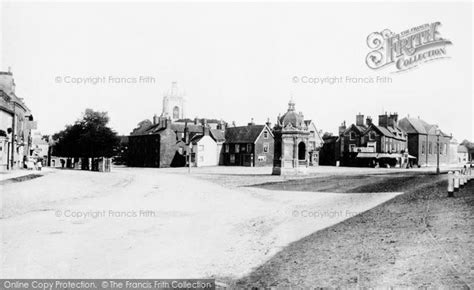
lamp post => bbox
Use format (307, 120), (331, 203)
(435, 129), (440, 175)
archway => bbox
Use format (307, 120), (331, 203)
(298, 142), (306, 160)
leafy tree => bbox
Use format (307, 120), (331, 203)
(52, 109), (119, 158)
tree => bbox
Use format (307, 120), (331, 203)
(52, 109), (119, 158)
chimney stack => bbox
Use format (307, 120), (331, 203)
(265, 117), (272, 128)
(338, 121), (347, 135)
(378, 113), (389, 127)
(203, 124), (210, 136)
(248, 118), (255, 126)
(366, 116), (373, 126)
(388, 113), (398, 127)
(153, 114), (159, 125)
(356, 113), (364, 126)
(184, 121), (189, 143)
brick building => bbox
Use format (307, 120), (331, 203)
(223, 120), (274, 166)
(128, 116), (225, 168)
(339, 113), (410, 167)
(398, 116), (451, 167)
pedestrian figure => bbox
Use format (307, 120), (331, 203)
(60, 159), (65, 168)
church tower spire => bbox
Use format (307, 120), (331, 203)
(161, 81), (186, 121)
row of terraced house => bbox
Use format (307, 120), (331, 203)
(321, 112), (468, 168)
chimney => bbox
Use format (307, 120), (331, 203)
(356, 113), (364, 126)
(378, 113), (389, 127)
(248, 118), (255, 126)
(217, 120), (225, 130)
(203, 124), (210, 136)
(184, 121), (189, 143)
(388, 113), (398, 127)
(153, 114), (159, 125)
(265, 117), (272, 128)
(338, 121), (346, 135)
(366, 116), (373, 126)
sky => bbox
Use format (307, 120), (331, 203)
(1, 1), (473, 141)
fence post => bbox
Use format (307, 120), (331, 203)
(447, 171), (454, 197)
(454, 171), (460, 192)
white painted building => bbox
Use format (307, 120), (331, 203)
(191, 134), (218, 167)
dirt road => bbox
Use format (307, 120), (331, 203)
(1, 167), (400, 278)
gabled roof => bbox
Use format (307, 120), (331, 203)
(210, 129), (225, 142)
(224, 125), (269, 143)
(364, 124), (406, 141)
(399, 117), (432, 134)
(399, 117), (451, 138)
(344, 124), (367, 135)
(190, 134), (204, 144)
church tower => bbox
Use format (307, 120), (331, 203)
(161, 81), (186, 120)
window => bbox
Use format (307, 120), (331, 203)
(421, 143), (425, 154)
(247, 144), (252, 152)
(350, 132), (356, 140)
(263, 131), (268, 139)
(429, 142), (432, 154)
(349, 144), (356, 152)
(198, 145), (204, 151)
(369, 132), (376, 140)
(263, 143), (269, 153)
(225, 144), (229, 153)
(230, 154), (235, 164)
(235, 144), (239, 153)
